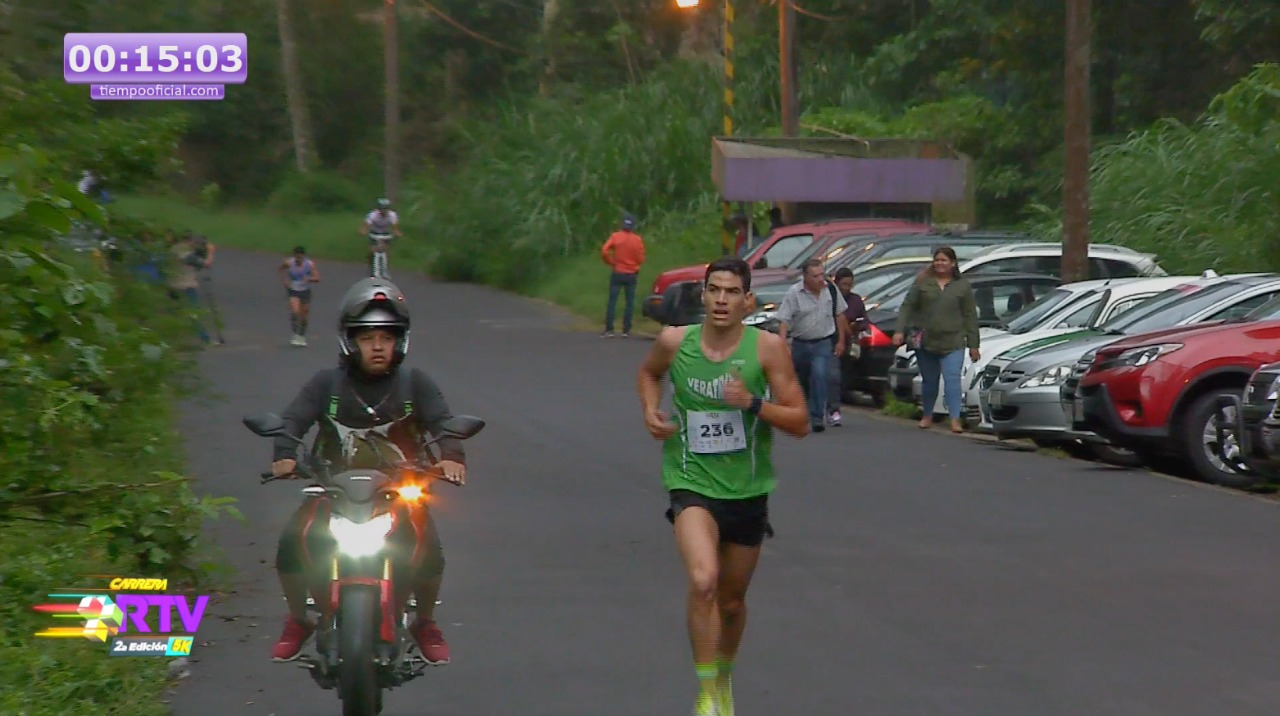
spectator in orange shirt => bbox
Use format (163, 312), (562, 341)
(600, 213), (646, 337)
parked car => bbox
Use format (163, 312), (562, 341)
(1229, 360), (1280, 482)
(889, 275), (1195, 419)
(962, 242), (1167, 279)
(1058, 274), (1280, 459)
(852, 273), (1062, 404)
(1073, 295), (1280, 486)
(867, 242), (1165, 407)
(642, 218), (930, 326)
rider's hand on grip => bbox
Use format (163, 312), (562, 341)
(436, 459), (466, 486)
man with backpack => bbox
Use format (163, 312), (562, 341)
(775, 259), (850, 432)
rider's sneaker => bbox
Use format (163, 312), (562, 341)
(270, 615), (315, 662)
(691, 691), (720, 716)
(829, 409), (842, 426)
(409, 619), (450, 664)
(297, 335), (308, 347)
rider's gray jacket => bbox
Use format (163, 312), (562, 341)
(273, 366), (465, 470)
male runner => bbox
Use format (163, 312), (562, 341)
(277, 246), (320, 346)
(636, 256), (809, 716)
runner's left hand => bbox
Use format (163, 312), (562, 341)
(722, 372), (752, 410)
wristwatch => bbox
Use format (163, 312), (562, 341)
(747, 395), (763, 415)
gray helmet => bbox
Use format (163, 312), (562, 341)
(376, 198), (391, 209)
(337, 277), (410, 367)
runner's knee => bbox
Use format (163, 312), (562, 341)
(687, 563), (719, 600)
(717, 592), (746, 618)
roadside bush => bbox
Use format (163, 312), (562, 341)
(1025, 64), (1280, 274)
(0, 142), (240, 716)
(267, 169), (369, 214)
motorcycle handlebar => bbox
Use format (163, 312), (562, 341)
(259, 465), (460, 485)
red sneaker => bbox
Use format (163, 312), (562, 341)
(271, 615), (315, 662)
(409, 619), (450, 664)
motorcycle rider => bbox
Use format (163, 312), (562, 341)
(361, 198), (402, 278)
(267, 277), (465, 665)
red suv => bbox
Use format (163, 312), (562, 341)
(642, 218), (931, 325)
(1077, 305), (1280, 485)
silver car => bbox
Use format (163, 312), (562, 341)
(987, 274), (1280, 448)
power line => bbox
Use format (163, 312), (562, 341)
(418, 1), (528, 54)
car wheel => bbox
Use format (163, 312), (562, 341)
(1180, 388), (1259, 488)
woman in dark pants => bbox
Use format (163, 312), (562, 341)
(893, 247), (980, 432)
(826, 267), (868, 425)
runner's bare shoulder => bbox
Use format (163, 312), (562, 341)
(655, 325), (689, 352)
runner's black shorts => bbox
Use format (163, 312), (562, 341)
(286, 288), (311, 304)
(665, 489), (774, 547)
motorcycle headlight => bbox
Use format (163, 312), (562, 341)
(329, 513), (394, 557)
(1114, 343), (1182, 368)
(1018, 363), (1073, 389)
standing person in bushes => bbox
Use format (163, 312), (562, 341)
(600, 212), (646, 338)
(893, 246), (980, 433)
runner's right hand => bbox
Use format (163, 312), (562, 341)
(644, 410), (678, 440)
(271, 459), (297, 477)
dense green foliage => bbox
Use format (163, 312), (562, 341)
(5, 0), (1279, 287)
(0, 63), (240, 715)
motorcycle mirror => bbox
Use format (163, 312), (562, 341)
(439, 415), (486, 440)
(243, 413), (287, 437)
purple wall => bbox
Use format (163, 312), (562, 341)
(713, 155), (969, 204)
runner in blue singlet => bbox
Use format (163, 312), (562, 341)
(277, 245), (320, 346)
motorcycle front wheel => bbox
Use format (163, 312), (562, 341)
(338, 586), (381, 716)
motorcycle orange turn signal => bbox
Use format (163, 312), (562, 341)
(395, 484), (426, 502)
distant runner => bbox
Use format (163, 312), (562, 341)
(278, 246), (320, 346)
(362, 198), (401, 279)
(636, 256), (809, 716)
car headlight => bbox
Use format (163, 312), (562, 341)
(1018, 363), (1073, 389)
(329, 513), (394, 557)
(1114, 343), (1182, 368)
(743, 311), (776, 326)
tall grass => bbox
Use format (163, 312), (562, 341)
(1025, 64), (1280, 274)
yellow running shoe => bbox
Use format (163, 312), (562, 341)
(717, 676), (735, 716)
(692, 691), (719, 716)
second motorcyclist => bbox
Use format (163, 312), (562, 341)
(267, 277), (464, 665)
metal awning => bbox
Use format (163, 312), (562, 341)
(711, 137), (972, 204)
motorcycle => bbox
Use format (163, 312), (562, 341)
(242, 411), (485, 716)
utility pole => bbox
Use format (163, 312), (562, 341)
(778, 0), (798, 224)
(1062, 0), (1091, 282)
(721, 0), (735, 255)
(384, 0), (400, 203)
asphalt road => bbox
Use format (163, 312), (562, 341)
(172, 248), (1280, 716)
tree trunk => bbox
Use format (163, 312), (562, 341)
(277, 0), (317, 172)
(539, 0), (559, 96)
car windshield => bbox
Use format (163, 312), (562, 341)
(1002, 287), (1093, 334)
(786, 233), (870, 269)
(854, 264), (927, 299)
(1244, 294), (1280, 321)
(1098, 282), (1235, 334)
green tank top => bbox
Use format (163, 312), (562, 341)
(662, 325), (775, 499)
